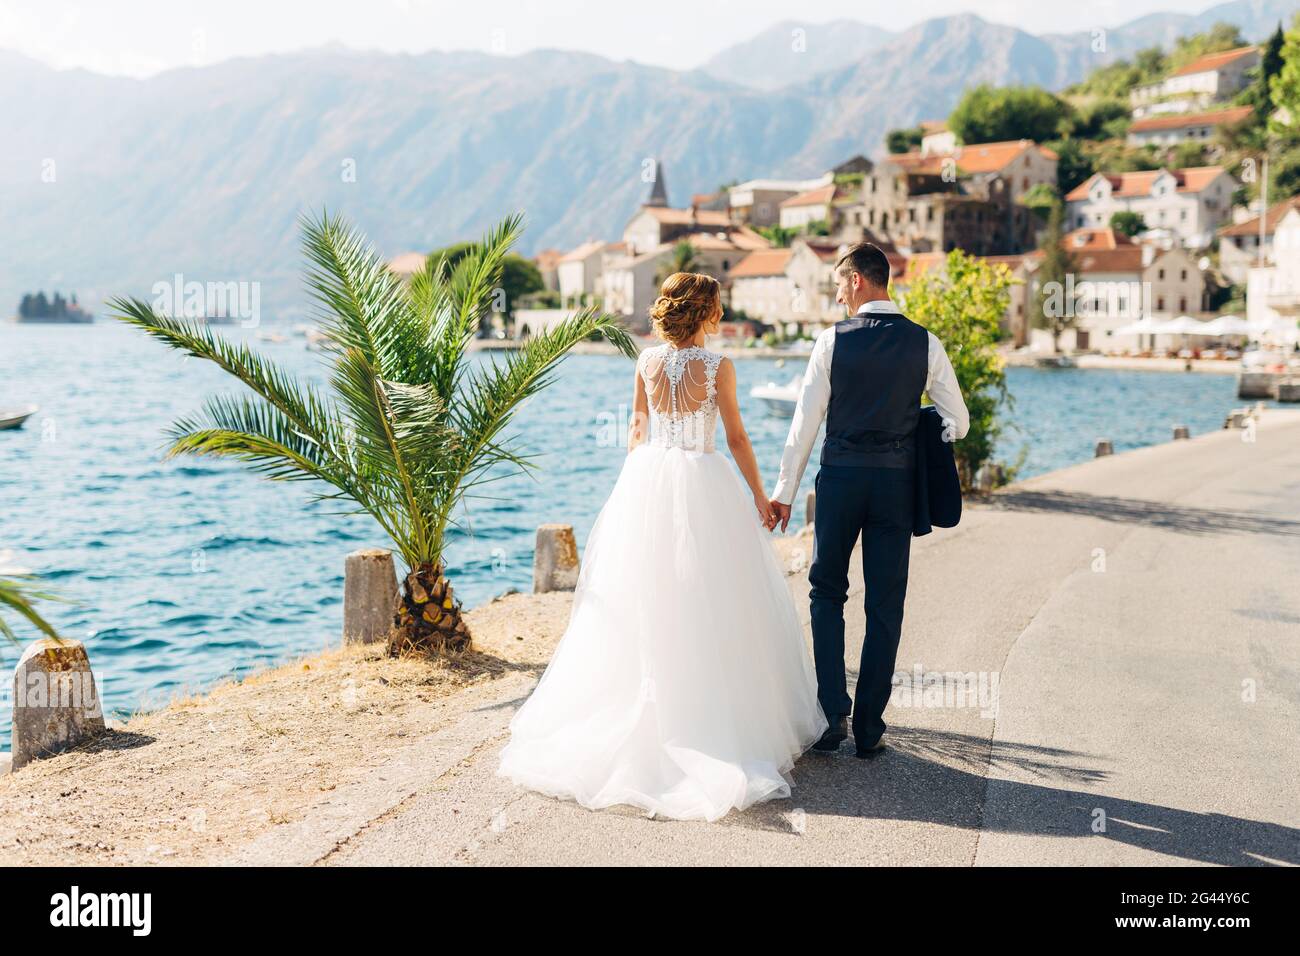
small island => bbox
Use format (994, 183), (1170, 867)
(15, 291), (93, 324)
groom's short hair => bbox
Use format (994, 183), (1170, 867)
(836, 242), (891, 290)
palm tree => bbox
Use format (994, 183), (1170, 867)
(111, 213), (635, 655)
(656, 240), (701, 283)
(0, 575), (61, 644)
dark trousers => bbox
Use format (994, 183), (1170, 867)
(808, 463), (913, 748)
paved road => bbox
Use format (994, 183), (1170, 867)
(238, 410), (1300, 866)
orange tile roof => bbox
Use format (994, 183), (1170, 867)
(1218, 196), (1300, 237)
(1128, 106), (1253, 133)
(534, 248), (564, 270)
(728, 226), (774, 250)
(1064, 166), (1229, 202)
(780, 184), (837, 208)
(953, 139), (1058, 172)
(729, 248), (794, 278)
(640, 206), (733, 227)
(799, 238), (843, 262)
(1022, 228), (1145, 273)
(559, 240), (606, 262)
(1171, 45), (1258, 77)
(1062, 227), (1134, 251)
(888, 139), (1056, 174)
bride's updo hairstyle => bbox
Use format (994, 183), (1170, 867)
(650, 272), (721, 345)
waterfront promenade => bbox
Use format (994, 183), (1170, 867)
(2, 411), (1297, 865)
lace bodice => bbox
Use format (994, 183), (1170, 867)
(638, 344), (724, 452)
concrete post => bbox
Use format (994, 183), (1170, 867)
(805, 491), (816, 527)
(343, 548), (399, 644)
(12, 638), (106, 771)
(1172, 425), (1190, 440)
(1095, 439), (1114, 457)
(534, 524), (579, 594)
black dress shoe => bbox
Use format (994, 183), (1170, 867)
(812, 716), (848, 752)
(855, 739), (887, 759)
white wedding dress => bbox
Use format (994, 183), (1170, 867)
(497, 343), (827, 822)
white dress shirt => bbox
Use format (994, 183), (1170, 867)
(772, 299), (970, 506)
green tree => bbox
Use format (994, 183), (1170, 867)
(112, 213), (634, 655)
(948, 85), (1070, 145)
(1046, 137), (1094, 194)
(1238, 24), (1285, 116)
(896, 251), (1014, 491)
(1109, 210), (1147, 237)
(1171, 141), (1209, 168)
(886, 126), (924, 153)
(656, 240), (701, 283)
(1169, 22), (1247, 72)
(1032, 201), (1078, 354)
(1021, 182), (1059, 218)
(757, 224), (796, 248)
(1271, 15), (1300, 131)
(424, 242), (542, 333)
(1065, 99), (1130, 139)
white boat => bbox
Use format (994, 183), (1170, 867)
(750, 375), (802, 416)
(0, 405), (38, 431)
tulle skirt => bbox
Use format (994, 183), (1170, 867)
(497, 443), (827, 822)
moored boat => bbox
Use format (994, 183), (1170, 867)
(0, 405), (38, 430)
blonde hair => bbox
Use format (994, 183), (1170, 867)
(650, 272), (721, 344)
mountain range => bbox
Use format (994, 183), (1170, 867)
(0, 0), (1294, 320)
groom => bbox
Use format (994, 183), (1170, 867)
(769, 242), (968, 757)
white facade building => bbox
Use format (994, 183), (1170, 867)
(1246, 208), (1300, 347)
(1130, 46), (1260, 118)
(1065, 166), (1237, 249)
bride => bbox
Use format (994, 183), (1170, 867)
(497, 272), (827, 822)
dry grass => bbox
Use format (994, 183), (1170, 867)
(0, 590), (574, 866)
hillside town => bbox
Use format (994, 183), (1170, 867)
(507, 32), (1300, 359)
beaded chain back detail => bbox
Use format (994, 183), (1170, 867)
(639, 344), (724, 452)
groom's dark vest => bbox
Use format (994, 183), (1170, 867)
(820, 310), (929, 469)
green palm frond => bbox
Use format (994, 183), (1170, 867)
(446, 307), (635, 521)
(0, 575), (63, 643)
(112, 211), (634, 579)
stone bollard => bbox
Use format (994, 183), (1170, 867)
(534, 524), (579, 594)
(1172, 425), (1190, 440)
(1095, 439), (1114, 457)
(805, 491), (816, 527)
(343, 548), (399, 644)
(12, 638), (105, 771)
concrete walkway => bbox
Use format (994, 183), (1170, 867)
(234, 410), (1300, 866)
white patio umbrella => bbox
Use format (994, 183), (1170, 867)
(1200, 315), (1250, 336)
(1160, 316), (1213, 335)
(1113, 317), (1162, 335)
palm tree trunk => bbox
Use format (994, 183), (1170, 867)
(389, 562), (471, 656)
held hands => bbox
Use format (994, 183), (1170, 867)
(753, 494), (777, 531)
(769, 500), (791, 533)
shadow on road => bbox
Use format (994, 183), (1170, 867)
(991, 490), (1300, 538)
(733, 727), (1298, 866)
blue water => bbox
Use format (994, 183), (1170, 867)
(0, 323), (1247, 735)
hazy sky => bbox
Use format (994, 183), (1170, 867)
(0, 0), (1233, 77)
